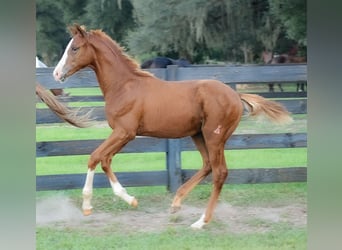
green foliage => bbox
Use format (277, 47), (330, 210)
(82, 0), (136, 43)
(36, 0), (306, 65)
(127, 0), (261, 63)
(126, 0), (306, 63)
(268, 0), (307, 46)
(36, 0), (135, 65)
(256, 12), (282, 53)
(54, 0), (87, 25)
(36, 0), (70, 65)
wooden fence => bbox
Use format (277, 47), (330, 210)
(36, 64), (307, 192)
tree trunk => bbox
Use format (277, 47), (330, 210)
(240, 42), (251, 64)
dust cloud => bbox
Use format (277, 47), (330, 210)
(36, 195), (83, 226)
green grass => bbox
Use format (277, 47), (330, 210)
(64, 87), (103, 96)
(36, 183), (306, 214)
(36, 226), (306, 250)
(236, 82), (302, 93)
(36, 184), (307, 250)
(36, 125), (112, 141)
(36, 87), (104, 108)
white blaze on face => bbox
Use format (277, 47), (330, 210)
(53, 38), (73, 82)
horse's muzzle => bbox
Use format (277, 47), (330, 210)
(60, 75), (67, 82)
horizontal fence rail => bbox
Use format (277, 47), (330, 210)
(36, 167), (307, 191)
(36, 64), (307, 88)
(36, 64), (307, 192)
(36, 133), (307, 157)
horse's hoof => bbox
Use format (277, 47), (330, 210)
(190, 214), (207, 229)
(170, 206), (181, 214)
(190, 222), (205, 229)
(83, 209), (92, 216)
(131, 198), (138, 208)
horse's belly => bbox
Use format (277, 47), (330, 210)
(138, 107), (202, 138)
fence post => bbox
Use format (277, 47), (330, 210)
(166, 64), (178, 81)
(166, 139), (182, 192)
(229, 82), (237, 90)
(166, 65), (182, 192)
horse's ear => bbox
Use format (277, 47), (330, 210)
(68, 24), (87, 38)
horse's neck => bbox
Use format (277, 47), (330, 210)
(91, 46), (136, 97)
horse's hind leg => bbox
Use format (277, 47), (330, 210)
(191, 145), (227, 229)
(190, 118), (240, 229)
(171, 133), (211, 212)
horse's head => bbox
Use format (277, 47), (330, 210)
(53, 24), (94, 82)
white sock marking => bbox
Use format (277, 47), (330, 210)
(191, 214), (207, 229)
(82, 169), (95, 210)
(110, 180), (135, 205)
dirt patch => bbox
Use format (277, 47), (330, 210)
(214, 203), (306, 233)
(36, 195), (306, 234)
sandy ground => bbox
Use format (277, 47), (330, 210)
(36, 194), (306, 233)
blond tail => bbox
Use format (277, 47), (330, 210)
(239, 93), (293, 124)
(36, 83), (93, 128)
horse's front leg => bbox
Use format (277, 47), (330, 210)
(82, 168), (96, 215)
(82, 128), (136, 216)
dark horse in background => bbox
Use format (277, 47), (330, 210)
(261, 49), (307, 92)
(141, 56), (191, 69)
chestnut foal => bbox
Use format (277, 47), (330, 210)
(53, 24), (292, 229)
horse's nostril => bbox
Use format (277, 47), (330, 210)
(53, 70), (62, 81)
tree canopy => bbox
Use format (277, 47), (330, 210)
(36, 0), (306, 65)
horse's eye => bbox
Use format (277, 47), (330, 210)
(71, 47), (79, 52)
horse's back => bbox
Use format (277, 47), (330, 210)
(165, 79), (241, 106)
(158, 79), (240, 106)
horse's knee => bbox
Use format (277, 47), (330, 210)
(219, 168), (228, 181)
(101, 165), (108, 173)
(213, 167), (228, 185)
(101, 157), (112, 173)
(101, 164), (110, 173)
(203, 163), (212, 175)
(88, 153), (100, 170)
